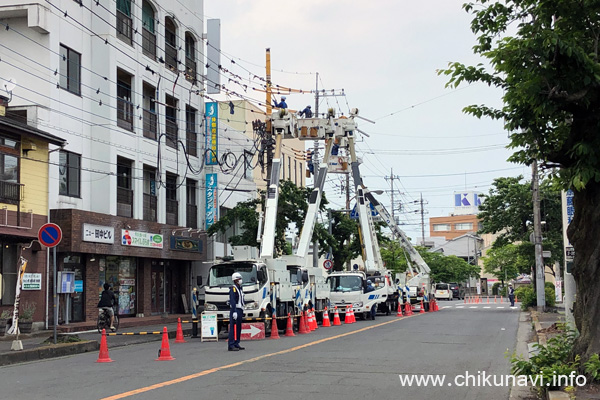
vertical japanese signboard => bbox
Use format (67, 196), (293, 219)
(206, 173), (218, 229)
(205, 102), (218, 165)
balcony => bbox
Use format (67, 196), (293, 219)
(116, 11), (133, 45)
(186, 204), (197, 229)
(165, 119), (177, 148)
(142, 28), (156, 60)
(186, 130), (197, 156)
(117, 97), (134, 131)
(143, 109), (157, 140)
(166, 199), (178, 226)
(185, 56), (197, 83)
(143, 193), (157, 222)
(117, 187), (133, 218)
(165, 43), (178, 72)
(0, 181), (23, 205)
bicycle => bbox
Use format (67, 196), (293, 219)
(97, 307), (119, 333)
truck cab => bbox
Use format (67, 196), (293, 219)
(327, 271), (389, 319)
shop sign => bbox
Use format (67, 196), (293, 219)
(120, 279), (135, 286)
(205, 173), (218, 229)
(83, 224), (114, 244)
(22, 273), (42, 290)
(74, 280), (83, 293)
(201, 312), (218, 342)
(121, 229), (163, 249)
(205, 102), (218, 165)
(170, 236), (203, 252)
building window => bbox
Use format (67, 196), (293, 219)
(186, 178), (197, 229)
(165, 17), (178, 71)
(165, 95), (178, 148)
(59, 45), (81, 95)
(186, 106), (197, 156)
(117, 69), (134, 131)
(294, 159), (297, 185)
(116, 157), (133, 218)
(243, 150), (253, 179)
(165, 173), (178, 225)
(0, 134), (20, 205)
(143, 165), (157, 222)
(141, 1), (156, 59)
(116, 0), (133, 45)
(288, 156), (291, 182)
(432, 223), (451, 232)
(0, 244), (18, 305)
(185, 32), (197, 83)
(59, 151), (81, 197)
(143, 82), (157, 140)
(455, 222), (474, 231)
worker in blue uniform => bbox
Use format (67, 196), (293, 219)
(228, 272), (245, 351)
(274, 96), (288, 109)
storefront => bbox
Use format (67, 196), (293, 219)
(99, 256), (137, 317)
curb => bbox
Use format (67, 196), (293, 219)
(0, 340), (99, 367)
(530, 311), (547, 345)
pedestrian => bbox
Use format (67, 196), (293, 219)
(508, 283), (515, 307)
(274, 96), (288, 109)
(228, 272), (245, 351)
(364, 280), (377, 320)
(298, 105), (313, 117)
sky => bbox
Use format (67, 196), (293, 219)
(204, 0), (530, 242)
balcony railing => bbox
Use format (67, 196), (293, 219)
(143, 193), (157, 222)
(165, 43), (178, 71)
(117, 97), (134, 131)
(116, 11), (133, 45)
(186, 130), (197, 156)
(142, 28), (156, 60)
(0, 181), (23, 205)
(166, 199), (178, 226)
(117, 187), (133, 218)
(186, 204), (197, 229)
(143, 109), (157, 140)
(185, 56), (197, 83)
(165, 118), (177, 148)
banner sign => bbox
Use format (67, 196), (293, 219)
(170, 236), (203, 252)
(121, 229), (163, 249)
(83, 224), (114, 244)
(206, 173), (218, 229)
(205, 102), (218, 165)
(201, 312), (218, 342)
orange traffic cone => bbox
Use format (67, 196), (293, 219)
(404, 302), (411, 316)
(175, 318), (186, 343)
(333, 307), (342, 326)
(285, 313), (295, 337)
(304, 310), (311, 333)
(396, 302), (403, 317)
(298, 312), (308, 334)
(270, 313), (280, 339)
(312, 309), (319, 330)
(464, 296), (467, 304)
(500, 296), (503, 303)
(515, 295), (519, 303)
(96, 329), (114, 363)
(494, 295), (497, 303)
(487, 296), (490, 304)
(344, 307), (352, 324)
(419, 300), (425, 313)
(351, 306), (357, 323)
(156, 327), (175, 361)
(322, 307), (331, 327)
(308, 310), (315, 331)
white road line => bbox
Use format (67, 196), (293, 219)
(443, 306), (453, 309)
(496, 307), (505, 309)
(469, 306), (478, 309)
(483, 306), (491, 309)
(510, 307), (518, 309)
(455, 306), (464, 309)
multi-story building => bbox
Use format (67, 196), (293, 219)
(1, 0), (209, 325)
(429, 191), (484, 240)
(0, 98), (66, 326)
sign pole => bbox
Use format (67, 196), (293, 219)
(53, 246), (57, 345)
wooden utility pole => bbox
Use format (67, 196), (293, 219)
(532, 159), (546, 311)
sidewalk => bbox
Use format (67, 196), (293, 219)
(0, 314), (198, 367)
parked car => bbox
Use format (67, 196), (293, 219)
(449, 282), (462, 299)
(434, 283), (453, 300)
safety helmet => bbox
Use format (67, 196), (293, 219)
(281, 96), (286, 100)
(367, 280), (372, 284)
(307, 105), (311, 108)
(232, 272), (243, 282)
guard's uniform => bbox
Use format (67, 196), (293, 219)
(228, 283), (245, 349)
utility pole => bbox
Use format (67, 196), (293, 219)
(384, 169), (401, 235)
(532, 159), (546, 311)
(420, 193), (426, 246)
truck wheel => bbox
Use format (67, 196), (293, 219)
(261, 309), (273, 336)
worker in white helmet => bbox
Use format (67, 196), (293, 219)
(228, 272), (245, 351)
(274, 95), (288, 109)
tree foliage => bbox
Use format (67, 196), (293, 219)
(393, 246), (480, 283)
(440, 0), (600, 361)
(380, 241), (408, 274)
(482, 244), (530, 284)
(326, 211), (361, 271)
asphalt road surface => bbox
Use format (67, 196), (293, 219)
(0, 300), (520, 400)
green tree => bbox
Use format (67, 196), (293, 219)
(380, 241), (408, 274)
(206, 198), (261, 248)
(394, 247), (479, 283)
(326, 211), (360, 271)
(482, 244), (529, 285)
(439, 0), (600, 361)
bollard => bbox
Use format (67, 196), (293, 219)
(192, 319), (198, 338)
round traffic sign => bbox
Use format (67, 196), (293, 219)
(323, 259), (333, 270)
(38, 223), (62, 248)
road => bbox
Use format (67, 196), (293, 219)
(0, 300), (520, 400)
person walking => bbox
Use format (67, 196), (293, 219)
(228, 272), (246, 351)
(364, 280), (377, 320)
(508, 283), (515, 307)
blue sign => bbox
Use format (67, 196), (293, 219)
(349, 203), (379, 220)
(74, 280), (83, 293)
(205, 102), (218, 165)
(205, 173), (218, 229)
(566, 189), (574, 224)
(38, 223), (62, 247)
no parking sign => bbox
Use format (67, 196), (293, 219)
(323, 259), (333, 270)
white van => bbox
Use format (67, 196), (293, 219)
(435, 283), (453, 300)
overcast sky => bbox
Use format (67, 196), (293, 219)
(204, 0), (529, 242)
